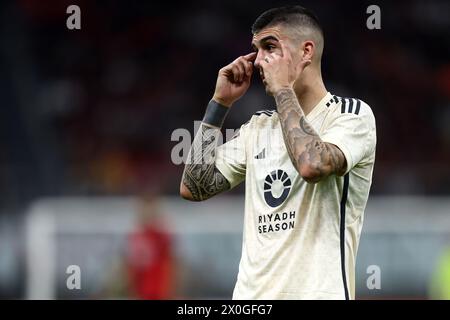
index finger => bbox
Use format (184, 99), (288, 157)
(243, 52), (257, 61)
(279, 40), (291, 60)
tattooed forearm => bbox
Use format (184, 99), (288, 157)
(181, 123), (230, 201)
(275, 89), (346, 181)
(299, 117), (316, 136)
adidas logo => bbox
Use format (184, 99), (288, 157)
(254, 148), (266, 159)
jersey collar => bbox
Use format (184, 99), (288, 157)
(305, 92), (333, 122)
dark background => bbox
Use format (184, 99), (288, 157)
(0, 0), (449, 299)
(1, 0), (449, 204)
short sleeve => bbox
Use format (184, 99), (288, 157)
(215, 123), (248, 188)
(321, 105), (376, 174)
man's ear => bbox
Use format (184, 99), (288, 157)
(301, 40), (315, 62)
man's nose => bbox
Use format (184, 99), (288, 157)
(254, 52), (264, 69)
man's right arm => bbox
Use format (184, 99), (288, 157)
(180, 120), (230, 201)
(180, 52), (256, 201)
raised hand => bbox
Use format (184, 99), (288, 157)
(212, 52), (257, 107)
(259, 40), (311, 95)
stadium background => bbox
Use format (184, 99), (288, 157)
(0, 0), (449, 299)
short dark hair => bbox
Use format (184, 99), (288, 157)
(251, 5), (323, 37)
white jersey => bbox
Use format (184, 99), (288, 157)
(215, 92), (376, 300)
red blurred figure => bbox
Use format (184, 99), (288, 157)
(126, 194), (174, 299)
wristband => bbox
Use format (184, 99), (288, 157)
(202, 100), (230, 128)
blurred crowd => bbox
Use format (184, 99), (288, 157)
(0, 0), (449, 210)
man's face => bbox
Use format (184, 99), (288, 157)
(251, 25), (298, 90)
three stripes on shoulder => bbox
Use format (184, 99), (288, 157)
(253, 95), (363, 120)
(327, 95), (362, 115)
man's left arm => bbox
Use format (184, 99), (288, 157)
(259, 39), (346, 183)
(274, 88), (346, 183)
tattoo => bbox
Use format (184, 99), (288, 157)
(275, 89), (346, 181)
(299, 117), (316, 136)
(182, 124), (230, 200)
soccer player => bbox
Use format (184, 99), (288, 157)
(180, 5), (376, 300)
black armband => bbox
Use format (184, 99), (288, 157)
(202, 100), (230, 128)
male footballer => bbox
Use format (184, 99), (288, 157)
(180, 5), (376, 300)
